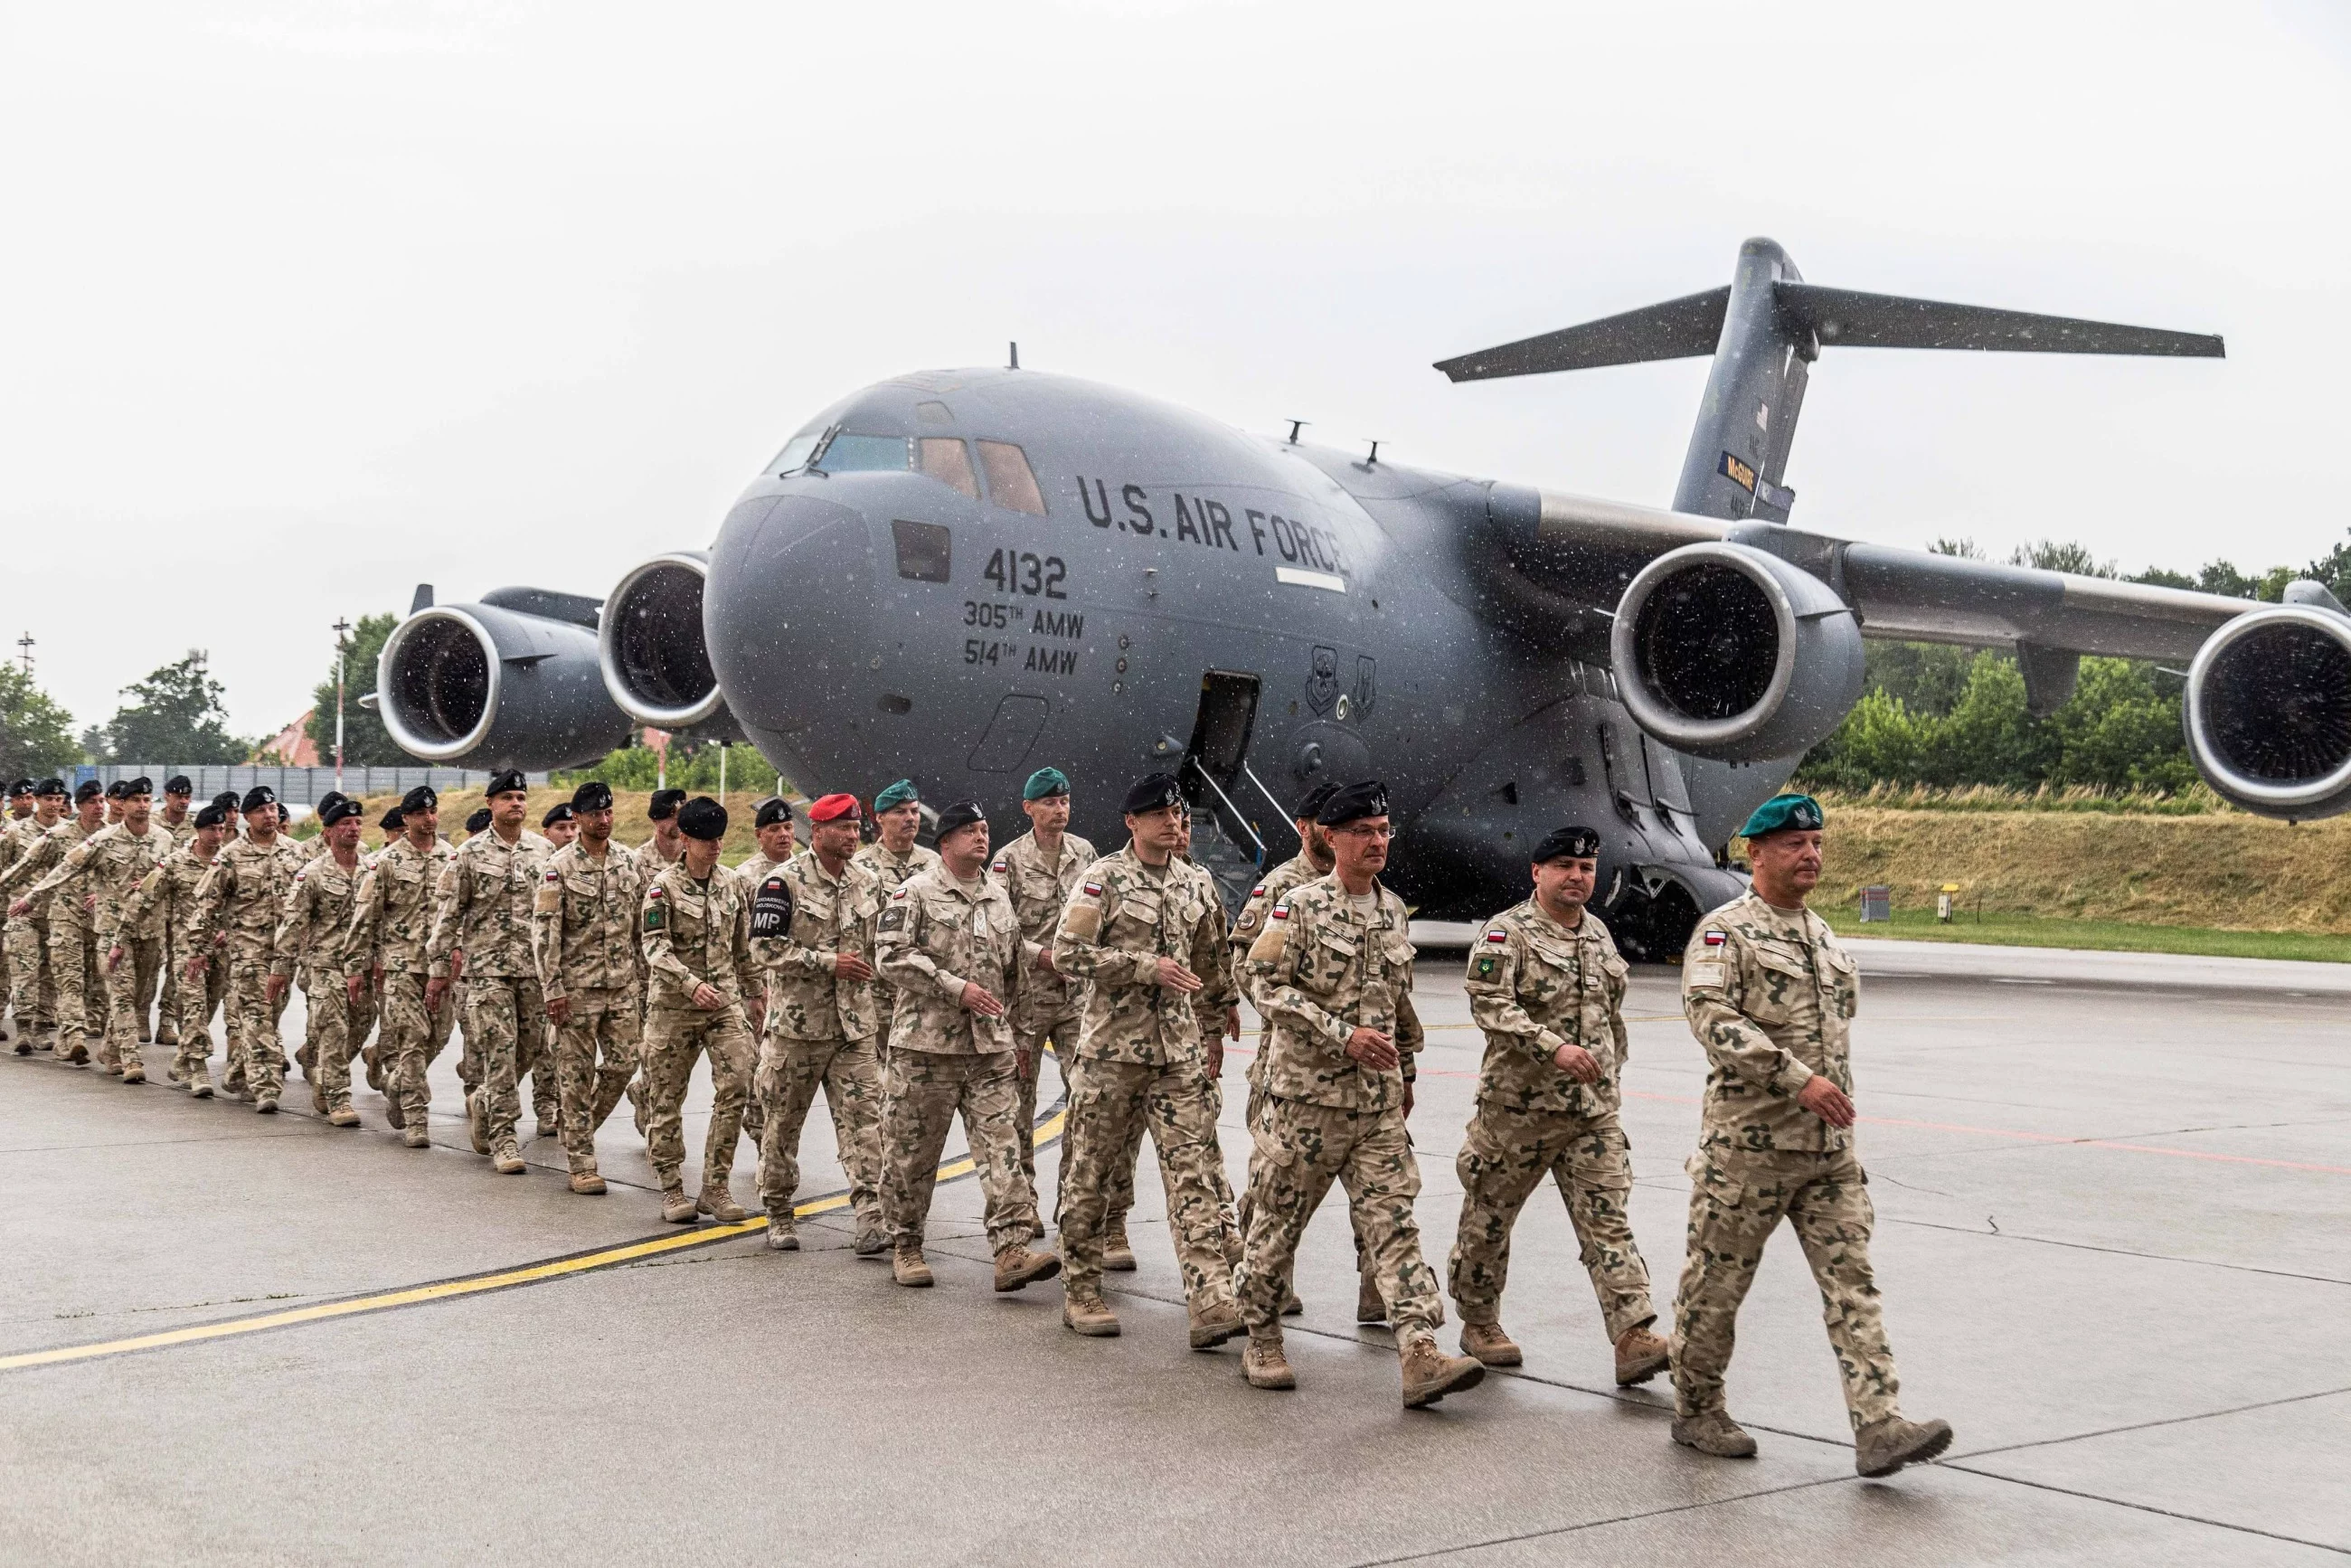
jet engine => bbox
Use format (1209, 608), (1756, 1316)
(598, 551), (744, 741)
(2185, 602), (2351, 818)
(377, 589), (631, 770)
(1609, 542), (1866, 762)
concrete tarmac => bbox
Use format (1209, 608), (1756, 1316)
(0, 940), (2344, 1564)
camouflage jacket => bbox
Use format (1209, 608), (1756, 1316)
(737, 849), (788, 886)
(425, 828), (552, 980)
(1227, 849), (1330, 1087)
(156, 812), (197, 847)
(1245, 874), (1423, 1110)
(990, 828), (1098, 1021)
(274, 852), (366, 979)
(121, 841), (218, 961)
(24, 821), (170, 941)
(640, 860), (759, 1010)
(346, 835), (456, 978)
(874, 864), (1023, 1055)
(1051, 845), (1234, 1067)
(0, 817), (93, 921)
(750, 850), (882, 1042)
(532, 839), (646, 1001)
(187, 835), (308, 964)
(1680, 892), (1859, 1154)
(1463, 899), (1631, 1119)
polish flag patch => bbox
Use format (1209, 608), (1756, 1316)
(1702, 929), (1726, 946)
(648, 885), (665, 899)
(1082, 882), (1102, 896)
(1483, 929), (1507, 943)
(1249, 885), (1265, 898)
(1270, 902), (1290, 921)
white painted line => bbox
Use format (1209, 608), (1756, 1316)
(1275, 567), (1346, 592)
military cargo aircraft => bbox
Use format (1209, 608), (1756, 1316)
(374, 237), (2351, 954)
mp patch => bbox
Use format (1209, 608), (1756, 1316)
(750, 874), (793, 940)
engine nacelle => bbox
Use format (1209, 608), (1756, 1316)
(1610, 542), (1866, 762)
(378, 591), (631, 770)
(598, 552), (745, 741)
(2185, 604), (2351, 818)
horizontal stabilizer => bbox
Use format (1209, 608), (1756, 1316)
(1776, 284), (2224, 357)
(1435, 287), (1729, 382)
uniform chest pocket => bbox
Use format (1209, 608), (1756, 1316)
(798, 893), (836, 925)
(1524, 937), (1581, 988)
(1745, 945), (1813, 1021)
(562, 872), (601, 901)
(1109, 893), (1163, 940)
(1822, 947), (1860, 1018)
(1309, 928), (1358, 980)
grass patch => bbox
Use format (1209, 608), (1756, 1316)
(1806, 782), (2230, 816)
(1819, 904), (2351, 963)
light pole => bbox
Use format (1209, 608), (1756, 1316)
(332, 617), (351, 792)
(14, 632), (32, 678)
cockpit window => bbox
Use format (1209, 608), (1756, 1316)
(977, 439), (1046, 516)
(918, 438), (979, 500)
(769, 428), (826, 476)
(816, 433), (911, 473)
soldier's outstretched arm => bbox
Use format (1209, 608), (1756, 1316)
(343, 866), (384, 979)
(0, 835), (58, 895)
(1247, 897), (1349, 1046)
(184, 860), (231, 955)
(1049, 872), (1157, 985)
(530, 866), (566, 1001)
(119, 864), (165, 934)
(19, 836), (98, 902)
(1682, 930), (1812, 1097)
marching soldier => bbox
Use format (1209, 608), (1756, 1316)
(121, 801), (231, 1092)
(638, 796), (759, 1224)
(531, 780), (646, 1195)
(58, 779), (170, 1079)
(184, 786), (307, 1109)
(272, 797), (369, 1125)
(855, 779), (939, 1062)
(540, 801), (578, 851)
(0, 780), (37, 1049)
(640, 788), (687, 868)
(737, 797), (797, 885)
(748, 792), (886, 1254)
(871, 800), (1059, 1293)
(1050, 773), (1242, 1347)
(5, 780), (107, 1063)
(1236, 780), (1486, 1409)
(347, 787), (458, 1148)
(988, 766), (1097, 1229)
(151, 776), (196, 1056)
(157, 777), (196, 844)
(1671, 794), (1951, 1477)
(1449, 825), (1669, 1384)
(425, 770), (552, 1175)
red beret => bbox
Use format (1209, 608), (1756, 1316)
(808, 792), (862, 824)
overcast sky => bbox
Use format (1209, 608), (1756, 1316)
(5, 1), (2346, 739)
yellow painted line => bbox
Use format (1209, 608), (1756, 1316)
(0, 1107), (1065, 1375)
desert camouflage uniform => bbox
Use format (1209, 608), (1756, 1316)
(186, 835), (307, 1100)
(991, 827), (1098, 1194)
(1674, 892), (1895, 1433)
(426, 827), (553, 1154)
(4, 818), (98, 1054)
(347, 835), (459, 1129)
(149, 811), (196, 1044)
(638, 858), (759, 1192)
(3, 813), (61, 1045)
(854, 839), (939, 1063)
(873, 863), (1037, 1252)
(1451, 900), (1654, 1340)
(750, 850), (885, 1228)
(1237, 874), (1444, 1343)
(123, 840), (226, 1082)
(531, 839), (646, 1178)
(25, 822), (168, 1070)
(274, 850), (366, 1115)
(1052, 845), (1239, 1310)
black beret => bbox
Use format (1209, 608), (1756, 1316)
(1294, 779), (1339, 821)
(194, 803), (230, 829)
(1316, 779), (1389, 827)
(401, 785), (439, 813)
(35, 778), (68, 798)
(1121, 772), (1184, 817)
(241, 785), (277, 814)
(647, 788), (687, 821)
(380, 807), (406, 832)
(316, 791), (347, 815)
(5, 779), (32, 798)
(753, 797), (792, 830)
(127, 777), (153, 796)
(164, 775), (193, 795)
(212, 790), (240, 810)
(485, 769), (527, 798)
(571, 779), (613, 813)
(319, 798), (364, 827)
(105, 779), (134, 799)
(677, 796), (728, 842)
(541, 803), (575, 829)
(932, 800), (987, 841)
(76, 781), (105, 804)
(465, 807), (493, 834)
(1532, 825), (1601, 864)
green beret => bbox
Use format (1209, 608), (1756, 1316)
(1739, 793), (1825, 839)
(873, 779), (920, 813)
(1022, 767), (1070, 802)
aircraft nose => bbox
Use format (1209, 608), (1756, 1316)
(706, 492), (876, 751)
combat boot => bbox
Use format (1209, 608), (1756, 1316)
(296, 1041), (315, 1076)
(1460, 1321), (1522, 1367)
(1614, 1324), (1670, 1386)
(1101, 1219), (1137, 1272)
(698, 1185), (747, 1223)
(1855, 1415), (1953, 1478)
(464, 1090), (489, 1155)
(1401, 1336), (1487, 1409)
(190, 1073), (214, 1100)
(61, 1040), (88, 1065)
(384, 1095), (405, 1130)
(535, 1110), (560, 1141)
(1281, 1289), (1304, 1317)
(892, 1245), (934, 1288)
(994, 1244), (1061, 1292)
(165, 1061), (184, 1082)
(766, 1214), (798, 1251)
(327, 1104), (360, 1128)
(1671, 1411), (1758, 1458)
(1188, 1299), (1243, 1350)
(120, 1062), (146, 1085)
(401, 1122), (430, 1148)
(11, 1034), (31, 1057)
(310, 1075), (327, 1115)
(1357, 1274), (1387, 1325)
(570, 1172), (607, 1195)
(852, 1217), (889, 1257)
(1242, 1335), (1295, 1390)
(255, 1091), (279, 1114)
(491, 1139), (525, 1175)
(660, 1185), (696, 1224)
(362, 1044), (382, 1092)
(1063, 1290), (1120, 1337)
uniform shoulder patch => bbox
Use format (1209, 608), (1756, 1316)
(750, 874), (793, 940)
(1248, 884), (1265, 898)
(1476, 956), (1497, 977)
(1702, 929), (1726, 947)
(1270, 901), (1290, 920)
(878, 905), (904, 931)
(990, 859), (1007, 874)
(1081, 881), (1102, 897)
(1483, 928), (1507, 943)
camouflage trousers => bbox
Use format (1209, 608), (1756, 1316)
(1011, 1002), (1080, 1191)
(757, 1031), (883, 1224)
(1059, 1054), (1237, 1309)
(1236, 1093), (1445, 1341)
(552, 988), (641, 1176)
(380, 971), (457, 1128)
(154, 938), (182, 1045)
(877, 1047), (1037, 1253)
(171, 954), (229, 1082)
(641, 1000), (754, 1189)
(221, 954), (287, 1100)
(1671, 1146), (1900, 1431)
(6, 916), (54, 1038)
(101, 936), (165, 1072)
(461, 975), (546, 1153)
(1449, 1105), (1654, 1342)
(1234, 1074), (1374, 1298)
(48, 914), (103, 1044)
(301, 967), (357, 1114)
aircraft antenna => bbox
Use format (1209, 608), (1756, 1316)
(1287, 420), (1308, 443)
(1364, 439), (1381, 466)
(1008, 341), (1019, 370)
